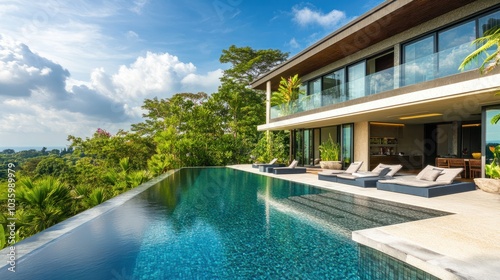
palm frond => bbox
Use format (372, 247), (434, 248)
(459, 26), (500, 72)
(491, 113), (500, 125)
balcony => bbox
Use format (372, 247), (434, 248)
(270, 42), (477, 119)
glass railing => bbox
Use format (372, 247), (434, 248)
(270, 41), (477, 119)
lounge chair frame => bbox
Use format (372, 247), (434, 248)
(376, 180), (476, 198)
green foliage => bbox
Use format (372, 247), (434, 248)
(271, 74), (302, 106)
(318, 134), (341, 161)
(68, 129), (155, 171)
(211, 81), (266, 163)
(15, 177), (73, 237)
(0, 216), (5, 249)
(251, 131), (289, 164)
(486, 145), (500, 179)
(34, 155), (69, 178)
(85, 188), (108, 208)
(459, 27), (500, 74)
(492, 93), (500, 125)
(271, 74), (305, 116)
(219, 45), (288, 84)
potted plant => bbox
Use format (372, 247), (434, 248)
(474, 145), (500, 194)
(318, 134), (342, 169)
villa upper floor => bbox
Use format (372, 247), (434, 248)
(251, 0), (500, 130)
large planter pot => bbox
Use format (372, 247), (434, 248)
(320, 161), (342, 170)
(473, 178), (500, 194)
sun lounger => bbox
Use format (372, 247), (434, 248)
(335, 164), (402, 188)
(376, 165), (476, 197)
(318, 161), (363, 182)
(271, 160), (307, 174)
(258, 163), (286, 172)
(252, 158), (278, 168)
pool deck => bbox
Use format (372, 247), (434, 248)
(230, 165), (500, 280)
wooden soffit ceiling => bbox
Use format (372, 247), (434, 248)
(251, 0), (476, 91)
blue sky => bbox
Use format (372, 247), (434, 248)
(0, 0), (383, 148)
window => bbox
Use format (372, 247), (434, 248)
(402, 8), (500, 86)
(322, 69), (345, 104)
(438, 20), (476, 76)
(403, 35), (435, 86)
(479, 9), (500, 36)
(347, 61), (366, 100)
(307, 78), (322, 109)
(341, 124), (353, 167)
(367, 51), (394, 94)
(478, 10), (500, 69)
(308, 78), (321, 96)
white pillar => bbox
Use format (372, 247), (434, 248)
(266, 80), (271, 124)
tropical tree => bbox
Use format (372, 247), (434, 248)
(84, 188), (108, 208)
(219, 45), (288, 84)
(68, 128), (154, 171)
(216, 46), (289, 163)
(34, 155), (69, 178)
(459, 27), (500, 74)
(15, 177), (74, 237)
(251, 131), (289, 164)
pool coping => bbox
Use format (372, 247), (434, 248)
(0, 170), (176, 270)
(229, 164), (500, 280)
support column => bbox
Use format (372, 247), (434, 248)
(354, 121), (370, 171)
(393, 44), (401, 89)
(266, 81), (271, 124)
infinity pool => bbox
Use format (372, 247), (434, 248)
(1, 168), (448, 279)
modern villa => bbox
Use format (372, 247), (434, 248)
(251, 0), (500, 174)
(2, 1), (500, 279)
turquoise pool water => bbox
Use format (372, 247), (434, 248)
(1, 168), (448, 279)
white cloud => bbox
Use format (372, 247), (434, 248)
(292, 6), (346, 29)
(288, 38), (300, 49)
(112, 52), (197, 100)
(0, 35), (69, 97)
(130, 0), (149, 14)
(126, 30), (140, 41)
(0, 36), (222, 146)
(0, 4), (19, 17)
(181, 69), (223, 93)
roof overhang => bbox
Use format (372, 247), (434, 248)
(251, 0), (477, 91)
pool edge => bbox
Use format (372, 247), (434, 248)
(0, 169), (178, 270)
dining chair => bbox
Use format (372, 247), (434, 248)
(435, 158), (449, 168)
(468, 159), (482, 179)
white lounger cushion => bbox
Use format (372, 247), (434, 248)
(318, 170), (346, 175)
(379, 165), (464, 187)
(318, 161), (363, 176)
(344, 161), (363, 173)
(377, 164), (403, 177)
(378, 176), (449, 187)
(349, 171), (383, 178)
(416, 165), (463, 185)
